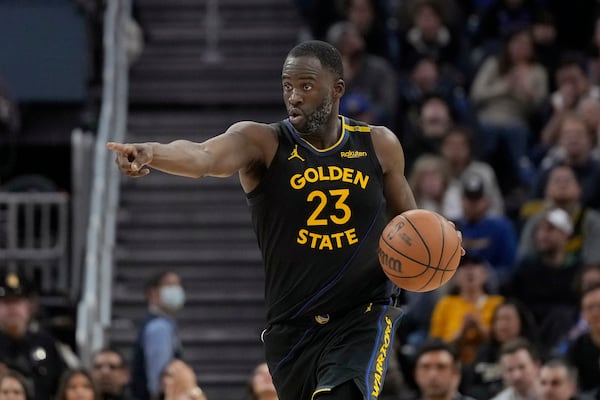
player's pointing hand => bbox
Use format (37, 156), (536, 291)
(107, 142), (153, 177)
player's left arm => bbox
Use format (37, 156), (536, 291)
(370, 126), (417, 217)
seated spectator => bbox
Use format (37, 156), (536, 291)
(326, 20), (398, 128)
(470, 26), (548, 187)
(161, 360), (206, 400)
(492, 338), (541, 400)
(403, 96), (454, 173)
(567, 283), (600, 393)
(0, 271), (69, 400)
(408, 154), (459, 218)
(509, 208), (582, 352)
(439, 126), (505, 217)
(343, 0), (394, 62)
(398, 0), (464, 83)
(455, 173), (518, 287)
(537, 53), (600, 161)
(56, 368), (100, 400)
(243, 362), (277, 400)
(463, 299), (539, 400)
(534, 113), (600, 210)
(539, 359), (579, 400)
(411, 339), (477, 400)
(398, 58), (475, 136)
(519, 164), (600, 267)
(429, 255), (504, 364)
(0, 369), (32, 400)
(91, 348), (131, 400)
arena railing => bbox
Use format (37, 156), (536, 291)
(75, 0), (130, 367)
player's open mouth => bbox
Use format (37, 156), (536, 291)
(288, 110), (303, 124)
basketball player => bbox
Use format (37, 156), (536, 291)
(108, 40), (461, 400)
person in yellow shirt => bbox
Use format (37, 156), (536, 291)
(429, 254), (504, 364)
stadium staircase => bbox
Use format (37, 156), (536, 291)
(108, 1), (300, 399)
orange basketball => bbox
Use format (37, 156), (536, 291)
(378, 209), (462, 292)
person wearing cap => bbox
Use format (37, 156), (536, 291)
(518, 163), (600, 267)
(455, 172), (518, 291)
(429, 254), (504, 364)
(508, 207), (582, 354)
(0, 271), (68, 400)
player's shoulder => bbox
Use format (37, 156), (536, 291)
(227, 121), (279, 140)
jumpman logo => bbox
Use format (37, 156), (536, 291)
(288, 144), (305, 162)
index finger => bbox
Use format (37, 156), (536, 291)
(107, 142), (136, 155)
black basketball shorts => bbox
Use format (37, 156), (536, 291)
(262, 303), (403, 400)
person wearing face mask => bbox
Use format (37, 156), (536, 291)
(130, 271), (185, 400)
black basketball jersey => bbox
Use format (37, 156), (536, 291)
(247, 116), (393, 324)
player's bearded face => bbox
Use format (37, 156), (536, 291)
(298, 93), (333, 135)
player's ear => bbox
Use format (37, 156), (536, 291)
(334, 78), (345, 99)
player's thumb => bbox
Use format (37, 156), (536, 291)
(131, 150), (151, 171)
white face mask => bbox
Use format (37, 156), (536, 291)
(159, 285), (185, 311)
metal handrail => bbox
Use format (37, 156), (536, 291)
(75, 0), (130, 367)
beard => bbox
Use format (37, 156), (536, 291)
(298, 95), (333, 135)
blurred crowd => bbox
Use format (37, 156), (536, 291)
(292, 0), (600, 399)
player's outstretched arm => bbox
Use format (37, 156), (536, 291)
(107, 121), (275, 179)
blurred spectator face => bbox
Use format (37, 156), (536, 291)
(544, 166), (581, 204)
(412, 58), (439, 92)
(532, 20), (556, 45)
(539, 365), (576, 400)
(500, 349), (540, 396)
(454, 262), (487, 293)
(414, 350), (459, 398)
(534, 220), (569, 256)
(556, 65), (588, 98)
(347, 0), (374, 35)
(582, 287), (600, 335)
(508, 30), (534, 64)
(339, 26), (366, 61)
(594, 18), (600, 48)
(418, 168), (446, 200)
(440, 130), (471, 169)
(414, 4), (443, 40)
(558, 117), (592, 161)
(92, 351), (129, 396)
(251, 363), (277, 398)
(64, 373), (95, 400)
(577, 97), (600, 136)
(0, 376), (26, 400)
(420, 98), (452, 138)
(581, 267), (600, 292)
(493, 304), (522, 343)
(0, 297), (32, 338)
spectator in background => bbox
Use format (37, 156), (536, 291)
(463, 299), (539, 400)
(510, 208), (581, 353)
(491, 338), (541, 400)
(161, 360), (206, 400)
(537, 54), (600, 161)
(411, 339), (477, 400)
(91, 348), (131, 400)
(429, 255), (504, 364)
(408, 154), (459, 218)
(398, 0), (464, 83)
(243, 362), (278, 400)
(342, 0), (394, 63)
(535, 113), (600, 210)
(586, 16), (600, 87)
(470, 26), (548, 189)
(531, 11), (560, 83)
(131, 271), (185, 400)
(455, 173), (518, 289)
(538, 359), (579, 400)
(56, 369), (100, 400)
(567, 283), (600, 394)
(519, 164), (600, 267)
(439, 126), (505, 218)
(403, 96), (454, 173)
(0, 271), (69, 400)
(0, 370), (32, 400)
(326, 20), (398, 129)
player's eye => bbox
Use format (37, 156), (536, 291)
(303, 84), (312, 91)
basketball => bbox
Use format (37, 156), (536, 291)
(378, 209), (462, 292)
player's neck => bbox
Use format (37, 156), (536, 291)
(300, 116), (341, 149)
